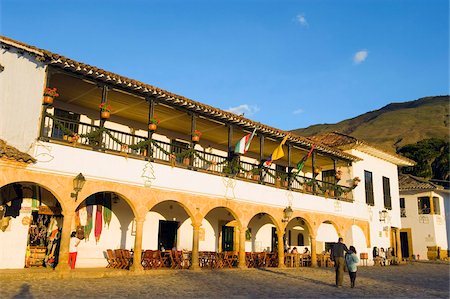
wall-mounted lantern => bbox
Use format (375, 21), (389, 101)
(71, 173), (86, 201)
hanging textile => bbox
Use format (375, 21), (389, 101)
(31, 185), (40, 211)
(84, 204), (93, 240)
(103, 196), (112, 228)
(79, 206), (87, 226)
(94, 205), (102, 243)
(75, 210), (80, 228)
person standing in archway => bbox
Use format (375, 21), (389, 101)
(331, 237), (349, 287)
(68, 231), (81, 269)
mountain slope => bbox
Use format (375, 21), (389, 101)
(291, 96), (449, 152)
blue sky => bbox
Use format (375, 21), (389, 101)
(1, 0), (448, 130)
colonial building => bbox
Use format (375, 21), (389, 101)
(0, 36), (413, 271)
(398, 174), (449, 260)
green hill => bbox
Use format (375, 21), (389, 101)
(291, 96), (449, 152)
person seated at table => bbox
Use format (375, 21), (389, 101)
(291, 247), (298, 254)
(303, 247), (310, 255)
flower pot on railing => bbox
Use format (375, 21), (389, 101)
(101, 111), (110, 119)
(148, 123), (157, 131)
(192, 135), (200, 142)
(275, 178), (282, 188)
(43, 87), (58, 105)
(183, 157), (190, 166)
(43, 96), (54, 105)
(252, 174), (260, 181)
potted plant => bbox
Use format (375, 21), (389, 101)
(304, 180), (314, 192)
(149, 116), (159, 131)
(43, 87), (59, 105)
(352, 177), (361, 187)
(99, 103), (112, 119)
(192, 130), (202, 142)
(251, 168), (261, 181)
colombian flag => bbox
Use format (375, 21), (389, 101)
(264, 135), (290, 166)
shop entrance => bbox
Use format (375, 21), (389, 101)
(0, 183), (63, 269)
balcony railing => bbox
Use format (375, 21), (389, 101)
(40, 113), (354, 202)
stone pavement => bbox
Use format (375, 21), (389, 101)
(2, 262), (449, 298)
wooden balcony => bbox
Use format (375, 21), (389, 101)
(39, 112), (354, 202)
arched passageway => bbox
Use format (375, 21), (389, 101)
(247, 212), (278, 253)
(74, 192), (134, 268)
(0, 182), (63, 269)
(203, 207), (239, 252)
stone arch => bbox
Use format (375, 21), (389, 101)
(1, 180), (69, 215)
(146, 199), (196, 223)
(246, 212), (279, 252)
(202, 205), (242, 228)
(344, 224), (369, 255)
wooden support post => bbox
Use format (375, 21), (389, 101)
(147, 98), (155, 159)
(259, 135), (265, 184)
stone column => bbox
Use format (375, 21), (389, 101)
(56, 211), (75, 272)
(310, 235), (317, 267)
(238, 226), (247, 269)
(277, 230), (286, 268)
(130, 217), (145, 272)
(190, 222), (201, 270)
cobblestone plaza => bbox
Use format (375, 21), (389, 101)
(3, 262), (449, 298)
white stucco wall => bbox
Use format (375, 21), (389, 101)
(347, 149), (402, 257)
(401, 191), (449, 260)
(0, 47), (46, 152)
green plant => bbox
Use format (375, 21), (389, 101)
(149, 116), (159, 125)
(193, 129), (202, 137)
(99, 103), (112, 112)
(43, 87), (59, 97)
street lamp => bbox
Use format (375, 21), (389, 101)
(282, 206), (293, 223)
(71, 173), (86, 201)
(379, 209), (388, 222)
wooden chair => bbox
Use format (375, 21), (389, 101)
(106, 249), (118, 268)
(114, 249), (127, 269)
(121, 249), (132, 269)
(170, 250), (183, 269)
(256, 252), (266, 268)
(245, 252), (255, 268)
(223, 251), (237, 268)
(141, 250), (153, 270)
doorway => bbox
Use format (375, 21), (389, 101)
(158, 220), (178, 250)
(271, 227), (278, 252)
(222, 226), (234, 251)
(400, 231), (410, 259)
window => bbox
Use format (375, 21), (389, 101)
(417, 197), (430, 214)
(400, 198), (406, 217)
(51, 108), (80, 140)
(383, 177), (392, 209)
(364, 171), (374, 206)
(432, 197), (440, 215)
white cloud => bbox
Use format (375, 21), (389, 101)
(353, 50), (368, 64)
(295, 14), (309, 27)
(227, 104), (260, 117)
(293, 109), (304, 115)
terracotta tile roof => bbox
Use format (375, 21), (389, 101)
(399, 174), (442, 191)
(309, 132), (358, 147)
(0, 35), (359, 162)
(0, 140), (36, 164)
(309, 132), (415, 166)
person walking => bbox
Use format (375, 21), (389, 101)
(68, 231), (81, 269)
(331, 237), (349, 287)
(345, 246), (359, 288)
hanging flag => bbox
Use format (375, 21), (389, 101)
(85, 204), (93, 241)
(264, 135), (290, 166)
(293, 145), (315, 178)
(95, 205), (102, 243)
(235, 128), (257, 154)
